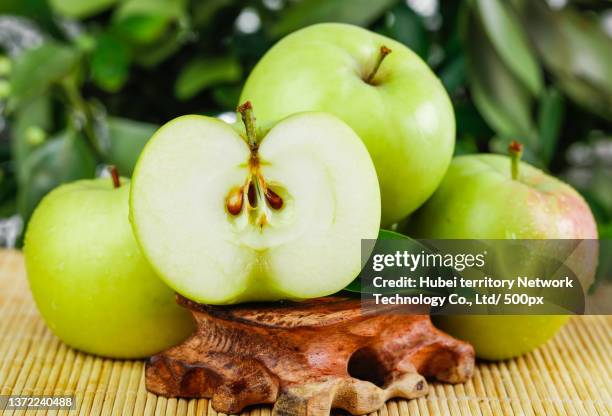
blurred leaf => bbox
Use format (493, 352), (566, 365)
(17, 130), (96, 222)
(212, 84), (242, 110)
(474, 0), (542, 96)
(48, 0), (118, 18)
(537, 87), (565, 165)
(599, 223), (612, 239)
(439, 55), (466, 94)
(114, 0), (186, 21)
(454, 101), (494, 139)
(91, 33), (130, 92)
(113, 15), (169, 44)
(383, 5), (429, 59)
(11, 95), (52, 183)
(9, 43), (79, 109)
(175, 57), (242, 100)
(271, 0), (398, 37)
(517, 1), (612, 120)
(192, 0), (233, 27)
(454, 136), (479, 155)
(107, 117), (157, 175)
(112, 0), (187, 44)
(466, 12), (536, 145)
(132, 28), (186, 67)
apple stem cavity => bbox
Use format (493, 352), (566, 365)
(227, 102), (284, 221)
(508, 140), (523, 180)
(237, 101), (258, 151)
(109, 165), (121, 189)
(366, 45), (392, 84)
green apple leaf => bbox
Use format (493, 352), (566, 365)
(271, 0), (396, 37)
(11, 95), (53, 184)
(516, 1), (612, 120)
(343, 229), (413, 294)
(107, 117), (158, 176)
(474, 0), (542, 96)
(112, 14), (169, 44)
(466, 12), (536, 144)
(537, 87), (565, 165)
(17, 130), (97, 223)
(174, 57), (242, 101)
(112, 0), (187, 44)
(114, 0), (186, 21)
(91, 33), (130, 93)
(48, 0), (118, 18)
(8, 43), (80, 110)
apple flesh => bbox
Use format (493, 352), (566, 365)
(408, 144), (597, 360)
(240, 23), (455, 226)
(24, 173), (194, 359)
(129, 105), (381, 305)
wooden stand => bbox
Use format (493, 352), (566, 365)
(146, 296), (474, 416)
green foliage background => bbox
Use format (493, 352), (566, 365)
(0, 0), (611, 245)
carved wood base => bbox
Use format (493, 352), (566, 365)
(146, 296), (474, 416)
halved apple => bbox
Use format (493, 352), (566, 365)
(130, 103), (381, 304)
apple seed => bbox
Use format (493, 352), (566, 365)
(226, 187), (244, 215)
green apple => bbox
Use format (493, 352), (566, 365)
(129, 103), (381, 305)
(240, 23), (454, 226)
(408, 142), (598, 360)
(24, 169), (194, 359)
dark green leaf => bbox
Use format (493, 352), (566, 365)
(9, 43), (79, 109)
(439, 55), (466, 94)
(474, 0), (542, 96)
(48, 0), (117, 18)
(107, 117), (157, 176)
(454, 136), (479, 155)
(271, 0), (398, 38)
(192, 0), (233, 27)
(466, 11), (536, 144)
(17, 130), (96, 222)
(175, 57), (242, 101)
(211, 84), (242, 110)
(113, 14), (169, 44)
(537, 87), (565, 165)
(343, 229), (412, 293)
(91, 33), (130, 92)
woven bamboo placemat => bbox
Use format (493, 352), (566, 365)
(0, 249), (610, 416)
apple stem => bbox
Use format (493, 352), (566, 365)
(508, 141), (523, 180)
(237, 101), (258, 150)
(108, 165), (121, 188)
(366, 45), (392, 84)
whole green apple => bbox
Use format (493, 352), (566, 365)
(409, 142), (597, 360)
(129, 103), (381, 304)
(24, 169), (194, 359)
(240, 23), (455, 226)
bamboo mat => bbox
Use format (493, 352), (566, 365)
(0, 249), (610, 416)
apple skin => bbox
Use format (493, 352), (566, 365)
(408, 154), (597, 360)
(24, 178), (194, 359)
(240, 23), (455, 226)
